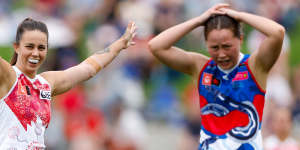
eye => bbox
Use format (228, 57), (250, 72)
(25, 45), (34, 50)
(211, 46), (219, 51)
(38, 45), (46, 51)
(223, 44), (232, 49)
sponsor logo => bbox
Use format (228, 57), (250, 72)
(202, 73), (213, 86)
(233, 71), (248, 81)
(40, 90), (51, 100)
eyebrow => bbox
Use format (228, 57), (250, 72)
(38, 45), (46, 48)
(25, 43), (34, 45)
(24, 43), (46, 46)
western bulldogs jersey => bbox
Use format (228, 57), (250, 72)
(198, 54), (265, 150)
(0, 66), (51, 150)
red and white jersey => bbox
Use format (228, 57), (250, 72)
(0, 66), (51, 150)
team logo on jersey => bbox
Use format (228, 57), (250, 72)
(202, 73), (213, 86)
(40, 90), (51, 100)
(17, 81), (27, 95)
(233, 71), (248, 81)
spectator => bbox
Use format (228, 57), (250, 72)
(264, 107), (300, 150)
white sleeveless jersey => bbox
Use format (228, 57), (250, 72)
(0, 66), (51, 150)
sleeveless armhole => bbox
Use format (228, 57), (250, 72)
(0, 67), (18, 101)
(39, 72), (55, 96)
(37, 74), (52, 92)
(197, 59), (212, 94)
(244, 60), (266, 94)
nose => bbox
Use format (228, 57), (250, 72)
(31, 48), (39, 57)
(218, 49), (226, 58)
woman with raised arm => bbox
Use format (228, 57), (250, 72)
(0, 18), (136, 149)
(148, 4), (285, 150)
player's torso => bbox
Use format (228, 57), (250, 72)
(198, 55), (265, 150)
(0, 66), (51, 150)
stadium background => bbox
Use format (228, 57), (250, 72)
(0, 0), (300, 149)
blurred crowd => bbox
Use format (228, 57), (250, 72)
(0, 0), (300, 150)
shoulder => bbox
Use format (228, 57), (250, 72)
(40, 71), (53, 83)
(247, 53), (268, 90)
(0, 62), (17, 99)
(193, 57), (211, 80)
(0, 58), (16, 81)
(40, 71), (62, 90)
(200, 58), (215, 71)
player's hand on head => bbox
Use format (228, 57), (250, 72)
(204, 3), (230, 18)
(197, 3), (230, 25)
(121, 22), (137, 49)
(218, 7), (240, 21)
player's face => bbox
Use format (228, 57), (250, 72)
(14, 30), (48, 77)
(206, 29), (242, 70)
(272, 109), (292, 136)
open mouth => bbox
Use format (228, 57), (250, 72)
(218, 60), (230, 66)
(28, 59), (39, 64)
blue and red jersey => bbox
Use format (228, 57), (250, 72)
(198, 54), (265, 150)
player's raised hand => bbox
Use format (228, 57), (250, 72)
(120, 22), (137, 49)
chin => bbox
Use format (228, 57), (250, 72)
(220, 64), (234, 70)
(27, 68), (38, 75)
(26, 65), (39, 73)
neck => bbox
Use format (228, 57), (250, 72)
(15, 63), (37, 79)
(276, 132), (289, 141)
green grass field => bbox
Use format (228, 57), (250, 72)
(289, 20), (300, 69)
(0, 46), (13, 62)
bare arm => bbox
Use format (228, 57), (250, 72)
(0, 57), (16, 98)
(148, 4), (229, 78)
(221, 8), (285, 89)
(41, 22), (136, 96)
